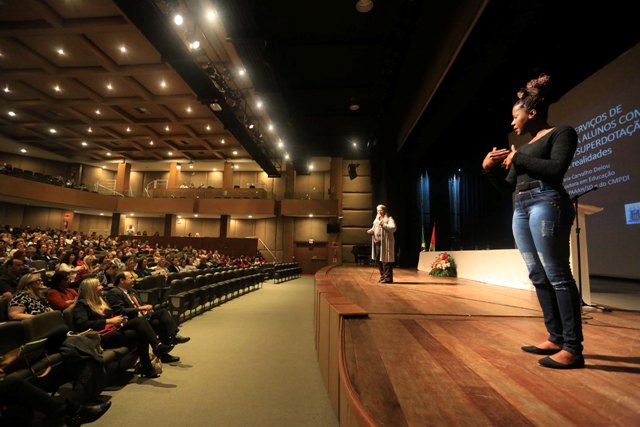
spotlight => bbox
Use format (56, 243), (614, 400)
(355, 0), (374, 13)
(174, 14), (184, 25)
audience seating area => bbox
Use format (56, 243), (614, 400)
(272, 262), (303, 284)
(0, 311), (68, 391)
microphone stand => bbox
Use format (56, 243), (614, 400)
(571, 186), (610, 313)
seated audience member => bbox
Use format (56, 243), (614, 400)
(9, 273), (53, 320)
(0, 258), (23, 297)
(152, 257), (169, 280)
(134, 257), (152, 278)
(72, 278), (174, 378)
(0, 376), (111, 426)
(75, 254), (98, 283)
(107, 272), (189, 362)
(95, 261), (118, 289)
(167, 257), (180, 273)
(57, 252), (82, 275)
(46, 271), (78, 311)
(123, 256), (139, 280)
(32, 243), (52, 262)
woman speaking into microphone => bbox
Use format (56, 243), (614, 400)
(367, 204), (397, 283)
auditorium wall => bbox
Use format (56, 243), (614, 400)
(1, 152), (70, 178)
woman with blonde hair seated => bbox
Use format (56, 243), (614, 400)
(72, 278), (172, 378)
(8, 273), (53, 320)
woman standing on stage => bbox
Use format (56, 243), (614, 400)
(482, 74), (584, 369)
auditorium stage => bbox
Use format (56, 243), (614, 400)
(323, 266), (640, 426)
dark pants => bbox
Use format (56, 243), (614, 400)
(148, 308), (179, 344)
(374, 242), (393, 282)
(0, 376), (79, 425)
(103, 316), (159, 369)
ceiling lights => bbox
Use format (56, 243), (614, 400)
(355, 0), (374, 13)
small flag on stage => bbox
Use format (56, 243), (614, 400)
(429, 224), (436, 251)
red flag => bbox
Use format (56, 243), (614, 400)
(429, 224), (436, 251)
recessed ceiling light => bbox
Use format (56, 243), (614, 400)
(81, 141), (88, 146)
(309, 164), (314, 170)
(8, 111), (16, 117)
(57, 48), (65, 56)
(194, 214), (199, 217)
(87, 127), (93, 133)
(160, 80), (167, 88)
(3, 86), (9, 93)
(100, 213), (104, 216)
(213, 168), (217, 171)
(165, 126), (170, 131)
(177, 215), (182, 219)
(119, 45), (127, 53)
(206, 9), (218, 20)
(355, 0), (374, 13)
(106, 83), (113, 90)
(149, 140), (154, 145)
(256, 101), (263, 109)
(174, 14), (183, 25)
(168, 151), (173, 156)
(238, 68), (246, 76)
(95, 109), (101, 115)
(248, 123), (254, 129)
(186, 106), (192, 113)
(49, 128), (57, 134)
(248, 215), (253, 219)
(102, 165), (106, 169)
(278, 140), (284, 148)
(129, 213), (134, 216)
(232, 150), (238, 155)
(268, 124), (274, 131)
(126, 127), (131, 132)
(53, 85), (61, 92)
(309, 214), (314, 218)
(285, 153), (290, 160)
(106, 152), (111, 156)
(234, 164), (239, 169)
(20, 148), (27, 153)
(220, 139), (225, 144)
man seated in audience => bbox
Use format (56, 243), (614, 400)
(106, 271), (189, 363)
(0, 258), (24, 297)
(0, 376), (111, 426)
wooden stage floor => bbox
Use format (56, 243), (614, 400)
(327, 266), (640, 426)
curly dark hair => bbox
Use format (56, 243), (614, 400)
(514, 74), (551, 119)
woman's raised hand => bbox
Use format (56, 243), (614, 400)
(482, 147), (510, 170)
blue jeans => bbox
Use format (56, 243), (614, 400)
(512, 185), (583, 355)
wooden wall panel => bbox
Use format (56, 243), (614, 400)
(83, 165), (115, 188)
(343, 211), (373, 227)
(343, 193), (372, 210)
(229, 218), (255, 238)
(280, 199), (339, 216)
(78, 214), (111, 236)
(341, 227), (371, 245)
(295, 172), (328, 195)
(0, 202), (25, 226)
(1, 152), (68, 177)
(294, 218), (330, 242)
(343, 176), (372, 193)
(129, 171), (144, 197)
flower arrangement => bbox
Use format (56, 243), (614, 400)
(429, 252), (457, 277)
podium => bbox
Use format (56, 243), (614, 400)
(570, 203), (603, 305)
